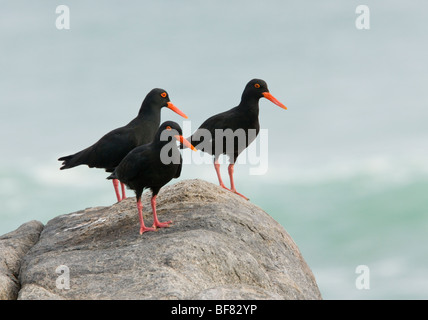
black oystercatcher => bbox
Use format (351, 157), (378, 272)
(107, 121), (196, 234)
(58, 89), (188, 202)
(187, 79), (286, 200)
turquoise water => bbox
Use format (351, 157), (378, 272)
(251, 168), (428, 299)
(1, 1), (428, 299)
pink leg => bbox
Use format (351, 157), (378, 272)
(120, 182), (127, 200)
(112, 179), (122, 202)
(214, 159), (231, 191)
(228, 164), (249, 200)
(151, 195), (172, 229)
(137, 198), (156, 234)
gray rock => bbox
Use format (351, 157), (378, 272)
(0, 220), (43, 300)
(14, 179), (321, 300)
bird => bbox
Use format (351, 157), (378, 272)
(58, 89), (188, 202)
(186, 79), (286, 200)
(107, 121), (196, 235)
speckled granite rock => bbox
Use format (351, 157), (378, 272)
(0, 220), (43, 299)
(3, 179), (321, 300)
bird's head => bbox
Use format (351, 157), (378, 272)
(142, 88), (189, 119)
(158, 121), (196, 151)
(243, 79), (287, 110)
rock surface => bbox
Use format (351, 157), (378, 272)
(0, 220), (43, 300)
(2, 179), (321, 300)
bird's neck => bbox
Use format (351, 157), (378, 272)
(137, 104), (162, 122)
(237, 95), (260, 116)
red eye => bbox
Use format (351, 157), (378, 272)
(161, 92), (167, 98)
(254, 83), (260, 89)
(166, 126), (172, 131)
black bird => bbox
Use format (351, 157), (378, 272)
(107, 121), (196, 234)
(58, 89), (188, 202)
(187, 79), (286, 200)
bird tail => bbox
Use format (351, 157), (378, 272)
(106, 171), (117, 180)
(58, 146), (93, 170)
(58, 154), (77, 170)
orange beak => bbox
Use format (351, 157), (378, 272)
(167, 101), (188, 119)
(174, 135), (197, 151)
(262, 92), (287, 110)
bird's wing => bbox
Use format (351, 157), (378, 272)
(93, 127), (138, 159)
(114, 143), (154, 183)
(67, 126), (137, 170)
(189, 108), (240, 145)
(202, 108), (240, 130)
(174, 155), (183, 178)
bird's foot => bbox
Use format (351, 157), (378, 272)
(153, 220), (173, 229)
(230, 189), (249, 201)
(219, 183), (249, 200)
(219, 183), (231, 191)
(139, 226), (157, 235)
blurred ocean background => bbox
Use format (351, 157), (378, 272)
(1, 1), (427, 299)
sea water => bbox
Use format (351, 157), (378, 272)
(1, 1), (427, 299)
